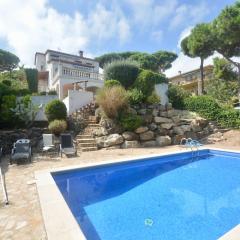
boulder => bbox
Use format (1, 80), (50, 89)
(141, 140), (157, 147)
(196, 117), (208, 128)
(173, 125), (191, 135)
(171, 116), (181, 124)
(152, 109), (159, 117)
(154, 117), (173, 124)
(172, 134), (184, 145)
(121, 140), (140, 149)
(166, 103), (173, 110)
(138, 109), (147, 115)
(93, 127), (108, 137)
(156, 127), (169, 136)
(122, 131), (139, 141)
(149, 123), (158, 131)
(161, 123), (174, 130)
(140, 131), (155, 141)
(156, 136), (171, 147)
(159, 111), (168, 117)
(167, 110), (180, 118)
(191, 120), (202, 132)
(105, 134), (124, 147)
(141, 114), (153, 124)
(135, 126), (148, 134)
(96, 136), (107, 148)
(100, 118), (123, 134)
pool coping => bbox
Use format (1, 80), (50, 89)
(35, 147), (240, 240)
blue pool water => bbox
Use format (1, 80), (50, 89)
(52, 150), (240, 240)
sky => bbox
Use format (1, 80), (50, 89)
(0, 0), (237, 77)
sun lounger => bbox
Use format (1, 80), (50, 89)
(42, 134), (55, 153)
(10, 139), (31, 164)
(59, 134), (77, 157)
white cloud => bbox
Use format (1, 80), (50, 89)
(0, 0), (131, 66)
(169, 1), (209, 29)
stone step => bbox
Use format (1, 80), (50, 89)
(81, 147), (98, 152)
(76, 134), (92, 139)
(87, 123), (100, 127)
(78, 142), (97, 148)
(77, 139), (96, 143)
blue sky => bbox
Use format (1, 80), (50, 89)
(0, 0), (237, 76)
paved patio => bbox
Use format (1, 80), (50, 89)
(0, 144), (239, 240)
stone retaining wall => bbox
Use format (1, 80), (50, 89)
(93, 103), (214, 149)
(0, 128), (44, 154)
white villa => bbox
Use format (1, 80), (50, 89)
(35, 50), (104, 100)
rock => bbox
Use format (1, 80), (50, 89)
(140, 130), (155, 141)
(121, 140), (140, 149)
(171, 116), (181, 124)
(154, 117), (173, 124)
(185, 131), (197, 139)
(166, 103), (172, 110)
(141, 114), (153, 124)
(159, 111), (168, 117)
(156, 127), (169, 136)
(161, 123), (174, 130)
(156, 136), (171, 147)
(135, 126), (148, 134)
(93, 127), (108, 137)
(191, 119), (202, 132)
(167, 110), (180, 118)
(152, 109), (159, 117)
(100, 118), (123, 134)
(196, 131), (205, 139)
(141, 140), (157, 147)
(95, 107), (102, 119)
(173, 125), (191, 135)
(159, 105), (166, 111)
(149, 123), (157, 131)
(172, 134), (185, 145)
(122, 131), (139, 141)
(104, 134), (124, 147)
(196, 117), (208, 128)
(138, 109), (147, 115)
(96, 136), (107, 148)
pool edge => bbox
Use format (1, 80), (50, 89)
(35, 147), (240, 240)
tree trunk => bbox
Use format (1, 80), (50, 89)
(198, 58), (204, 95)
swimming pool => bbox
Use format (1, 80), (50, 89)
(50, 149), (240, 240)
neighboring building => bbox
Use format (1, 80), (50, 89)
(169, 65), (214, 94)
(34, 50), (103, 99)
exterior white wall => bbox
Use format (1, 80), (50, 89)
(17, 95), (58, 121)
(63, 90), (94, 115)
(32, 95), (58, 121)
(155, 83), (169, 105)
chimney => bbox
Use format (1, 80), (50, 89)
(178, 71), (182, 75)
(79, 50), (83, 57)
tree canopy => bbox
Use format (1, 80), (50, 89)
(95, 50), (177, 72)
(0, 49), (20, 72)
(181, 23), (215, 95)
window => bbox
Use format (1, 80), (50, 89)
(41, 65), (44, 71)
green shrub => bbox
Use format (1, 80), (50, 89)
(104, 79), (121, 88)
(127, 88), (145, 105)
(2, 80), (12, 86)
(40, 91), (46, 96)
(119, 113), (143, 131)
(48, 90), (57, 95)
(48, 120), (67, 135)
(134, 70), (166, 99)
(184, 95), (221, 119)
(1, 95), (16, 122)
(96, 86), (129, 119)
(217, 108), (240, 128)
(45, 99), (67, 122)
(168, 84), (190, 109)
(146, 91), (160, 104)
(104, 60), (140, 89)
